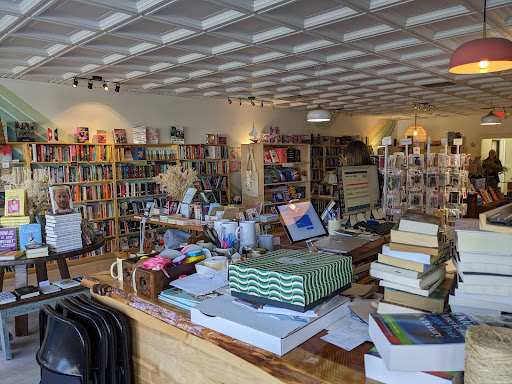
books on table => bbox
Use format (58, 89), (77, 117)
(0, 227), (17, 251)
(390, 224), (440, 248)
(13, 285), (40, 299)
(0, 249), (24, 261)
(19, 223), (42, 249)
(53, 278), (81, 289)
(5, 189), (26, 217)
(25, 244), (49, 258)
(377, 252), (443, 273)
(398, 209), (441, 236)
(0, 291), (17, 305)
(364, 347), (462, 384)
(370, 264), (446, 290)
(455, 218), (512, 254)
(368, 313), (480, 372)
(376, 301), (427, 315)
(379, 277), (444, 297)
(45, 213), (83, 252)
(382, 244), (449, 265)
(39, 283), (61, 295)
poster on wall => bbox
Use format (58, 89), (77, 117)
(15, 121), (35, 142)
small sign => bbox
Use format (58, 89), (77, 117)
(70, 161), (78, 167)
(2, 162), (9, 168)
(147, 161), (152, 165)
(441, 138), (448, 144)
(401, 138), (412, 146)
(382, 136), (392, 146)
(12, 159), (19, 163)
(4, 185), (11, 190)
(413, 147), (420, 154)
(462, 187), (467, 199)
(453, 138), (463, 146)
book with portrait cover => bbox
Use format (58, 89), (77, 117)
(97, 130), (107, 143)
(5, 189), (26, 216)
(113, 129), (128, 144)
(49, 185), (73, 214)
(77, 127), (89, 143)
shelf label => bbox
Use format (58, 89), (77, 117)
(147, 161), (152, 165)
(401, 138), (412, 145)
(382, 136), (392, 146)
(453, 138), (463, 145)
(70, 161), (78, 166)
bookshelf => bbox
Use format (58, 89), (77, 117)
(241, 143), (310, 221)
(310, 144), (345, 212)
(1, 140), (231, 278)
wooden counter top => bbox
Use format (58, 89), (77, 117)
(82, 271), (380, 384)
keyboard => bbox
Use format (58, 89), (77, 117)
(364, 221), (395, 236)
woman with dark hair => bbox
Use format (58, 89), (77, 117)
(344, 140), (373, 166)
(482, 149), (503, 189)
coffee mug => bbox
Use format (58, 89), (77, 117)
(214, 219), (230, 234)
(220, 221), (238, 239)
(236, 221), (257, 243)
(257, 234), (274, 251)
(110, 258), (124, 281)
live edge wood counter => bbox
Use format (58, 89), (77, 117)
(82, 272), (380, 384)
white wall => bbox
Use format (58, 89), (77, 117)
(0, 78), (381, 146)
(396, 115), (512, 157)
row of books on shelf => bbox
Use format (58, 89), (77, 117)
(263, 148), (301, 164)
(268, 186), (305, 203)
(33, 165), (113, 184)
(117, 198), (167, 216)
(116, 182), (163, 198)
(115, 164), (169, 180)
(197, 175), (228, 190)
(311, 146), (345, 157)
(118, 221), (164, 235)
(311, 158), (323, 168)
(264, 168), (302, 184)
(71, 183), (114, 202)
(0, 279), (83, 304)
(77, 202), (114, 221)
(310, 135), (360, 145)
(115, 147), (177, 161)
(90, 220), (115, 237)
(179, 145), (228, 160)
(30, 144), (113, 162)
(182, 161), (228, 175)
(311, 169), (324, 181)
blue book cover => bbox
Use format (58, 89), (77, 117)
(19, 223), (42, 249)
(133, 147), (146, 160)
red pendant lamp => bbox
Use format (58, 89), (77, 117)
(449, 0), (512, 74)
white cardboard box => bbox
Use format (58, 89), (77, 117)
(191, 295), (350, 355)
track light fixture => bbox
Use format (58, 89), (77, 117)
(72, 76), (120, 92)
(238, 99), (242, 106)
(260, 101), (263, 108)
(72, 78), (78, 87)
(115, 83), (120, 93)
(227, 97), (232, 104)
(103, 82), (108, 91)
(413, 102), (436, 112)
(271, 103), (274, 109)
(88, 81), (93, 89)
(231, 97), (272, 108)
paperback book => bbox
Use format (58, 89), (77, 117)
(0, 291), (17, 305)
(398, 210), (441, 236)
(15, 121), (35, 142)
(0, 249), (24, 261)
(146, 127), (158, 144)
(97, 130), (107, 143)
(0, 228), (17, 251)
(113, 129), (128, 144)
(170, 126), (184, 144)
(19, 223), (42, 249)
(13, 285), (40, 299)
(133, 126), (147, 144)
(49, 185), (73, 214)
(77, 127), (89, 143)
(5, 189), (26, 216)
(0, 145), (12, 163)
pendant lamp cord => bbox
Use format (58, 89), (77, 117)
(483, 0), (487, 38)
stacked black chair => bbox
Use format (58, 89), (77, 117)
(38, 296), (132, 384)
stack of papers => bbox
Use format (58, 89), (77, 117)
(170, 270), (228, 296)
(321, 314), (370, 351)
(158, 288), (220, 311)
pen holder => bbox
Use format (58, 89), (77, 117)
(327, 219), (342, 235)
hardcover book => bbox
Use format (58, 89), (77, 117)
(206, 133), (216, 144)
(170, 126), (184, 144)
(13, 285), (40, 299)
(15, 121), (35, 142)
(146, 127), (158, 144)
(399, 210), (441, 236)
(47, 127), (58, 142)
(0, 228), (17, 251)
(0, 145), (12, 163)
(0, 249), (24, 260)
(113, 129), (128, 144)
(369, 313), (480, 372)
(133, 126), (147, 144)
(53, 278), (81, 289)
(97, 129), (107, 143)
(217, 135), (227, 145)
(19, 223), (42, 249)
(133, 147), (146, 160)
(0, 291), (16, 304)
(49, 186), (73, 214)
(5, 189), (26, 216)
(76, 127), (89, 143)
(229, 249), (352, 312)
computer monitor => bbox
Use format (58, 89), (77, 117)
(277, 200), (327, 244)
(337, 164), (380, 216)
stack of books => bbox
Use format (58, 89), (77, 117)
(25, 243), (49, 259)
(0, 216), (31, 249)
(370, 210), (450, 313)
(450, 218), (512, 314)
(45, 213), (83, 253)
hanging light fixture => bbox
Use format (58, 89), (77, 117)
(449, 0), (512, 74)
(307, 67), (331, 122)
(481, 84), (502, 125)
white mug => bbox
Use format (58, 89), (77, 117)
(236, 221), (257, 243)
(110, 258), (124, 281)
(214, 219), (230, 236)
(220, 221), (238, 240)
(257, 234), (274, 252)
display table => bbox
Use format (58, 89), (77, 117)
(0, 236), (105, 336)
(465, 195), (512, 218)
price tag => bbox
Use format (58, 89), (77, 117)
(453, 138), (463, 145)
(401, 138), (412, 146)
(12, 159), (19, 163)
(441, 138), (448, 144)
(147, 161), (152, 165)
(70, 161), (78, 167)
(462, 187), (467, 199)
(382, 136), (392, 146)
(2, 162), (9, 168)
(413, 147), (420, 154)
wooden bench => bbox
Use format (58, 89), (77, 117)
(0, 285), (90, 360)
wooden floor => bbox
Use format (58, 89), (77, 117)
(0, 311), (40, 384)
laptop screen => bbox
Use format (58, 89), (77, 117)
(277, 200), (327, 243)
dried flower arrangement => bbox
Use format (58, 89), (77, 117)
(1, 167), (52, 215)
(153, 165), (198, 201)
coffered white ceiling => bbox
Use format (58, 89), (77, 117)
(1, 0), (512, 118)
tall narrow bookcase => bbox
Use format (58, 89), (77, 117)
(310, 144), (345, 212)
(241, 143), (310, 224)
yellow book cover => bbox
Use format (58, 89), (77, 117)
(5, 189), (26, 217)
